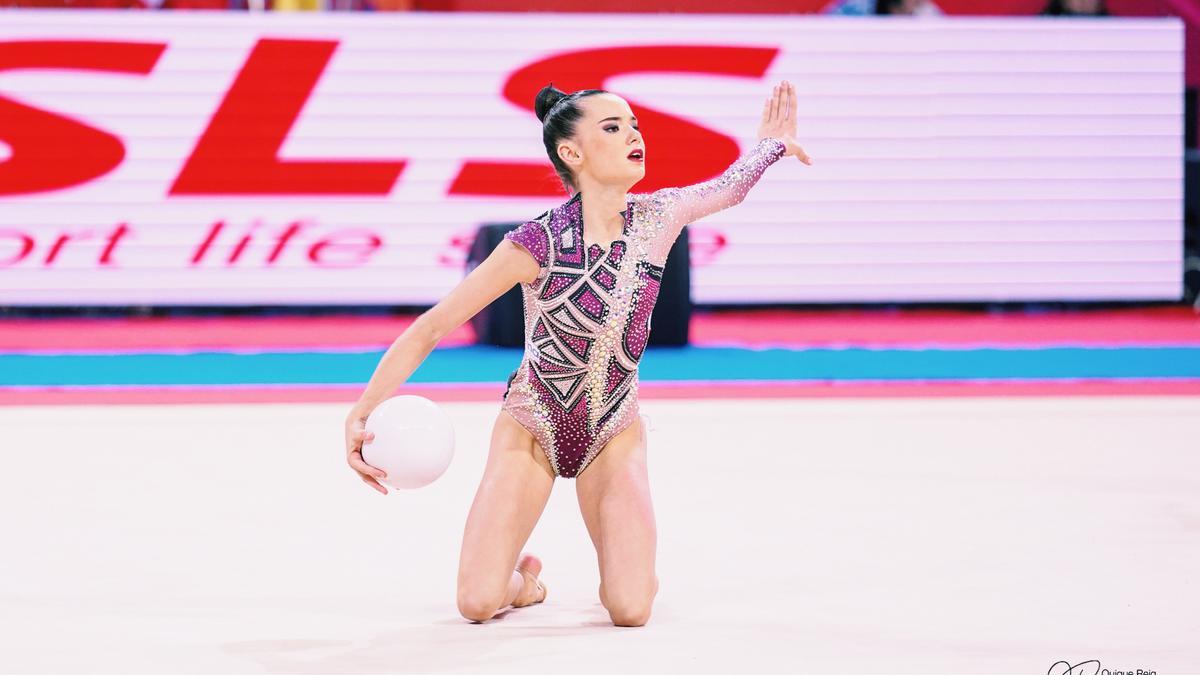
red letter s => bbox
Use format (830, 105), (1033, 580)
(0, 40), (166, 196)
(449, 45), (781, 197)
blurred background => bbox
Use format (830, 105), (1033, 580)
(0, 1), (1197, 402)
(2, 4), (1199, 674)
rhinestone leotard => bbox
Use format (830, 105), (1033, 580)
(500, 137), (787, 478)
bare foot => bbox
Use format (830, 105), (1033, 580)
(513, 553), (548, 607)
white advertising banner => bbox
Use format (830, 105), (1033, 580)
(0, 11), (1185, 305)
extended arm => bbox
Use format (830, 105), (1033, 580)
(647, 80), (810, 264)
(648, 136), (787, 264)
(350, 240), (538, 415)
(344, 239), (539, 492)
(659, 136), (786, 225)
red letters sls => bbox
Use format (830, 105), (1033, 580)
(0, 40), (165, 196)
(1, 39), (780, 199)
(449, 45), (781, 197)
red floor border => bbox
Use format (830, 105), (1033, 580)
(2, 307), (1197, 351)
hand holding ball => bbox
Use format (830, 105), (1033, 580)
(362, 395), (455, 489)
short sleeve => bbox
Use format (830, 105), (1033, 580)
(503, 218), (552, 281)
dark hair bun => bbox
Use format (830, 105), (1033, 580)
(534, 83), (567, 123)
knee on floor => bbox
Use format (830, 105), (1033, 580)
(457, 589), (503, 623)
(605, 595), (654, 627)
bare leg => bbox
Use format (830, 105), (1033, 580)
(456, 410), (554, 622)
(576, 415), (658, 627)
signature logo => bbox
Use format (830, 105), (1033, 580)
(1047, 660), (1100, 675)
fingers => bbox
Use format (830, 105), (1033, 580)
(765, 83), (784, 123)
(345, 411), (386, 494)
(345, 429), (376, 465)
(344, 424), (374, 458)
(349, 450), (389, 495)
(764, 81), (795, 126)
(348, 449), (387, 481)
(770, 81), (809, 165)
(359, 471), (388, 495)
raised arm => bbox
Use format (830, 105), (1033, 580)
(655, 136), (785, 228)
(646, 80), (811, 265)
(343, 233), (541, 494)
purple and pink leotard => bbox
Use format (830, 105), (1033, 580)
(500, 136), (787, 478)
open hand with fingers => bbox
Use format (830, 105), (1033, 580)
(757, 80), (812, 165)
(346, 409), (389, 495)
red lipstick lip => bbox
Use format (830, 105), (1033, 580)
(627, 149), (644, 161)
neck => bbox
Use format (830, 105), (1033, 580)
(575, 180), (628, 243)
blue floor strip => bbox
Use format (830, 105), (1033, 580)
(2, 345), (1199, 387)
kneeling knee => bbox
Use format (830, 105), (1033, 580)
(457, 591), (500, 623)
(607, 598), (654, 627)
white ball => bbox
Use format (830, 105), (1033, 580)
(362, 395), (455, 489)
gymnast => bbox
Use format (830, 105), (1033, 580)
(344, 80), (811, 627)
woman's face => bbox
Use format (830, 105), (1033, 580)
(559, 94), (645, 189)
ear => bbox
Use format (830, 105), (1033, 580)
(557, 141), (582, 169)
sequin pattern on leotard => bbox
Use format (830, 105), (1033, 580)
(501, 136), (787, 478)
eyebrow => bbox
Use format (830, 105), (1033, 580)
(597, 116), (638, 124)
